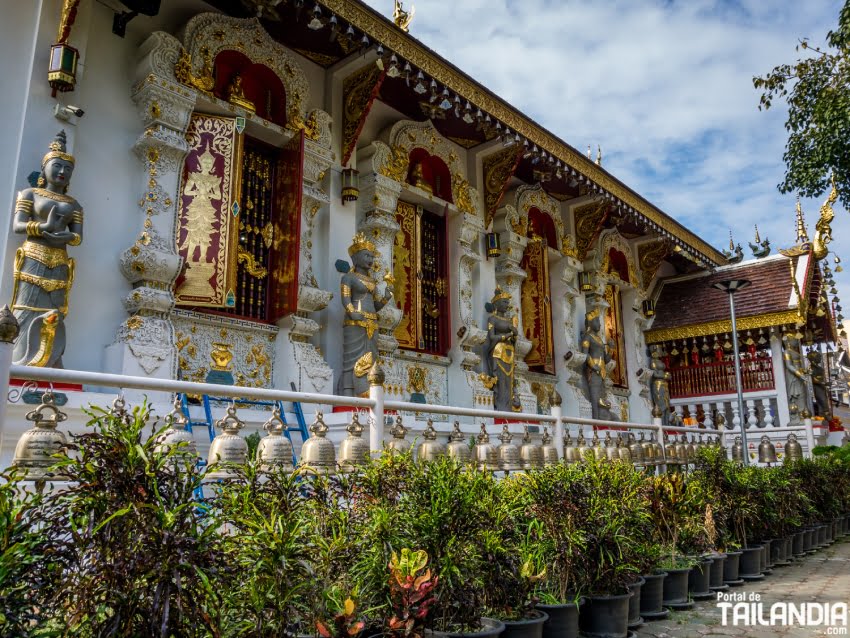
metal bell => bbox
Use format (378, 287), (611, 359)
(474, 423), (500, 471)
(604, 432), (619, 462)
(207, 404), (247, 476)
(13, 390), (69, 479)
(339, 412), (370, 472)
(446, 421), (472, 464)
(685, 435), (697, 462)
(541, 426), (559, 465)
(640, 432), (655, 466)
(675, 434), (688, 466)
(417, 419), (446, 462)
(387, 415), (411, 455)
(299, 411), (337, 474)
(497, 424), (522, 471)
(784, 432), (803, 463)
(617, 435), (632, 463)
(758, 435), (777, 464)
(520, 425), (544, 470)
(154, 396), (197, 458)
(257, 407), (294, 472)
(629, 433), (645, 466)
(563, 431), (579, 464)
(576, 430), (592, 462)
(592, 431), (607, 462)
(662, 432), (676, 464)
(731, 435), (744, 463)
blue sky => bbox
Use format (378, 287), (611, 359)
(364, 0), (849, 309)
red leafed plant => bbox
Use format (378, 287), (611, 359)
(387, 549), (438, 638)
(316, 595), (365, 638)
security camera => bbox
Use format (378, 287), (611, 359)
(54, 104), (85, 121)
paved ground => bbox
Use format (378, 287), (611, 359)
(634, 536), (850, 638)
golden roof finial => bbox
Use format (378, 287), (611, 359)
(753, 224), (761, 244)
(393, 0), (415, 32)
(596, 145), (602, 166)
(728, 229), (735, 251)
(795, 196), (810, 243)
(812, 175), (838, 261)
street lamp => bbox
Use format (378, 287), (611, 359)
(712, 279), (752, 465)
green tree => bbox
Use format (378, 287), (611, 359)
(753, 1), (850, 207)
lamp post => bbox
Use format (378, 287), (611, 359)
(712, 279), (752, 465)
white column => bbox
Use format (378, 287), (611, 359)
(804, 414), (816, 458)
(762, 398), (774, 428)
(551, 391), (564, 460)
(0, 306), (19, 453)
(703, 404), (714, 429)
(770, 332), (791, 426)
(746, 400), (758, 429)
(368, 362), (385, 455)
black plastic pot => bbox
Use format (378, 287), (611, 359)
(688, 558), (713, 600)
(803, 529), (814, 552)
(537, 600), (581, 638)
(739, 546), (763, 580)
(661, 567), (690, 606)
(792, 531), (805, 557)
(627, 577), (645, 629)
(501, 610), (547, 638)
(769, 539), (783, 565)
(708, 553), (727, 591)
(723, 550), (743, 586)
(760, 540), (773, 569)
(639, 572), (668, 620)
(579, 592), (631, 638)
(757, 542), (770, 574)
(818, 525), (828, 547)
(428, 617), (506, 638)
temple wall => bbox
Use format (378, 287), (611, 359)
(0, 0), (683, 432)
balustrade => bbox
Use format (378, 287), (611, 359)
(669, 355), (774, 399)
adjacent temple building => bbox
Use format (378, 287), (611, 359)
(0, 0), (842, 461)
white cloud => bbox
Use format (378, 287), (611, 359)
(365, 0), (850, 318)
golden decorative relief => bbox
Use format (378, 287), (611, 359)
(319, 0), (726, 265)
(452, 172), (478, 217)
(637, 240), (669, 290)
(380, 145), (411, 183)
(174, 47), (215, 94)
(237, 246), (268, 278)
(574, 200), (608, 260)
(561, 234), (579, 259)
(210, 342), (234, 371)
(408, 365), (427, 393)
(479, 373), (498, 389)
(644, 309), (803, 345)
(342, 64), (385, 165)
(292, 47), (340, 67)
(483, 146), (521, 228)
(510, 215), (528, 236)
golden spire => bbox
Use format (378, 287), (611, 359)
(753, 224), (761, 244)
(595, 145), (602, 166)
(393, 0), (415, 32)
(728, 229), (734, 251)
(795, 196), (810, 243)
(812, 175), (838, 261)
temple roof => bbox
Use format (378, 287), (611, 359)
(644, 253), (834, 344)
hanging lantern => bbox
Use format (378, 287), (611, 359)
(446, 421), (472, 464)
(341, 167), (359, 204)
(48, 43), (79, 93)
(578, 271), (594, 293)
(486, 232), (501, 258)
(642, 298), (656, 318)
(207, 404), (248, 477)
(13, 391), (69, 479)
(474, 423), (499, 471)
(257, 407), (295, 472)
(338, 412), (370, 472)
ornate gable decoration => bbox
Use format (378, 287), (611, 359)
(573, 200), (609, 260)
(514, 184), (564, 253)
(637, 239), (669, 291)
(176, 13), (310, 125)
(371, 120), (484, 220)
(597, 229), (639, 289)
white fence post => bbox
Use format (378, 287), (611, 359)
(551, 390), (563, 460)
(368, 361), (385, 456)
(0, 306), (20, 449)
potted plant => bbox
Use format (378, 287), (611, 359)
(504, 465), (588, 638)
(385, 549), (438, 638)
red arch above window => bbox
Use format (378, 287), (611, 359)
(213, 50), (287, 126)
(406, 148), (453, 202)
(606, 247), (630, 284)
(528, 207), (557, 247)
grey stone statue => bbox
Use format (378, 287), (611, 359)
(649, 347), (672, 425)
(783, 339), (810, 424)
(337, 232), (393, 397)
(483, 287), (519, 412)
(580, 306), (617, 421)
(807, 349), (833, 421)
(10, 131), (83, 367)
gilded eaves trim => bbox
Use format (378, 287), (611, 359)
(644, 310), (803, 344)
(320, 0), (728, 266)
